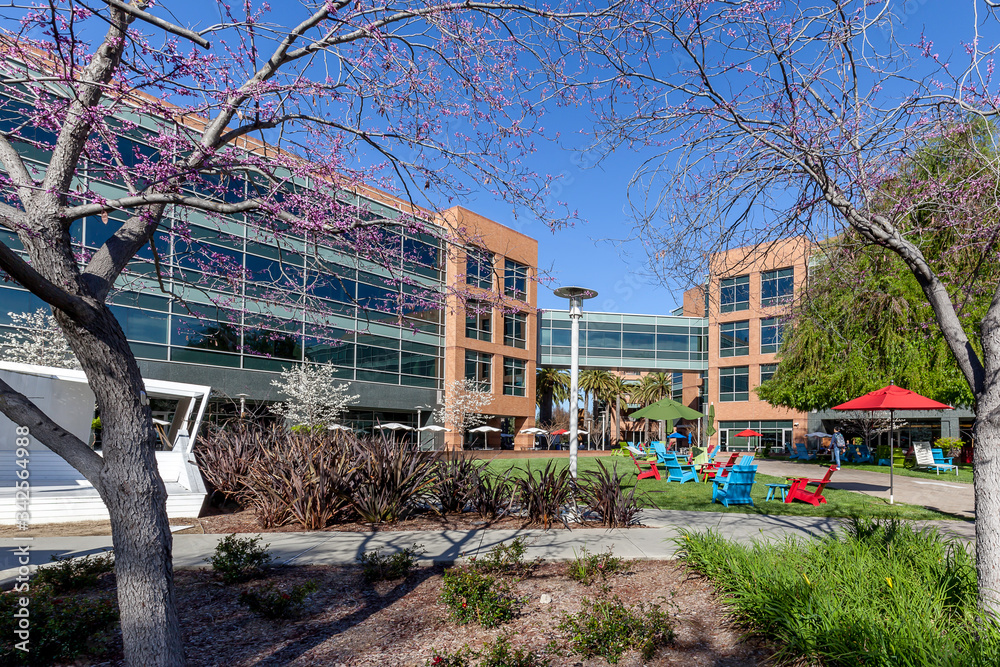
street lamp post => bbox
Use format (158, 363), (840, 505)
(553, 286), (598, 479)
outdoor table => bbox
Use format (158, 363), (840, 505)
(765, 483), (791, 501)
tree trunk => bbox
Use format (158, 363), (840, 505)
(539, 386), (553, 425)
(60, 310), (185, 666)
(975, 366), (1000, 612)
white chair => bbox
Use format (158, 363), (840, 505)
(913, 441), (958, 476)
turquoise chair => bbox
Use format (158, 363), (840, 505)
(660, 451), (698, 484)
(932, 448), (955, 466)
(791, 442), (815, 461)
(712, 465), (757, 507)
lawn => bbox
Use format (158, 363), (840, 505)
(484, 456), (961, 521)
(766, 456), (975, 484)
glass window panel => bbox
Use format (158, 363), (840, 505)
(401, 351), (437, 377)
(503, 312), (527, 349)
(503, 357), (526, 396)
(171, 316), (240, 352)
(720, 275), (750, 313)
(760, 317), (784, 354)
(550, 329), (571, 347)
(761, 267), (794, 307)
(170, 347), (241, 367)
(719, 320), (750, 357)
(465, 300), (492, 342)
(719, 366), (749, 402)
(504, 259), (528, 301)
(304, 337), (354, 365)
(760, 363), (778, 384)
(622, 331), (655, 350)
(356, 344), (399, 373)
(110, 306), (168, 344)
(586, 330), (621, 349)
(464, 351), (492, 391)
(465, 247), (493, 289)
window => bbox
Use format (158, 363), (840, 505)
(719, 320), (749, 357)
(761, 267), (794, 307)
(465, 300), (492, 341)
(760, 317), (784, 354)
(760, 363), (778, 384)
(504, 312), (527, 348)
(465, 247), (493, 289)
(719, 366), (749, 402)
(504, 259), (528, 301)
(465, 351), (492, 391)
(720, 275), (749, 312)
(503, 357), (526, 396)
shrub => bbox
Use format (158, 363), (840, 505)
(244, 427), (354, 529)
(432, 454), (482, 514)
(0, 586), (118, 665)
(473, 468), (515, 520)
(478, 635), (551, 667)
(424, 648), (473, 667)
(350, 435), (438, 523)
(578, 460), (647, 528)
(34, 551), (114, 592)
(195, 422), (269, 503)
(469, 537), (536, 578)
(358, 544), (424, 582)
(676, 517), (1000, 666)
(209, 534), (273, 584)
(512, 461), (573, 528)
(440, 567), (522, 628)
(558, 596), (674, 664)
(566, 547), (628, 586)
(239, 580), (318, 619)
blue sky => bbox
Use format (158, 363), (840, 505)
(452, 1), (986, 313)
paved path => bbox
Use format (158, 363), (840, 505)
(754, 459), (975, 519)
(0, 508), (974, 587)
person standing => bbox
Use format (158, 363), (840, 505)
(831, 427), (846, 469)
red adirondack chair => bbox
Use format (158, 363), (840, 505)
(628, 446), (661, 481)
(785, 465), (837, 506)
(699, 452), (739, 482)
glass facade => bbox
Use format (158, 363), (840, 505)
(760, 317), (784, 354)
(503, 357), (526, 396)
(538, 311), (708, 372)
(720, 419), (793, 452)
(761, 267), (794, 307)
(719, 366), (749, 402)
(719, 320), (749, 357)
(504, 312), (527, 349)
(0, 93), (445, 390)
(720, 275), (749, 312)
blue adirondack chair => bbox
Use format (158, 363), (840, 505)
(846, 443), (874, 464)
(712, 465), (757, 507)
(660, 451), (698, 484)
(932, 448), (955, 466)
(790, 442), (815, 461)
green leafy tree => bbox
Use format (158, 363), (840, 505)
(536, 367), (570, 425)
(580, 369), (616, 444)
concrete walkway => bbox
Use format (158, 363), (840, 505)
(754, 459), (975, 519)
(0, 508), (974, 587)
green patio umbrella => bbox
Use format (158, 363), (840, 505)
(706, 404), (717, 437)
(629, 396), (704, 421)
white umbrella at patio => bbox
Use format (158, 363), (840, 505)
(327, 424), (353, 431)
(417, 424), (451, 432)
(376, 422), (415, 431)
(468, 424), (500, 450)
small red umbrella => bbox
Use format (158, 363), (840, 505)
(735, 428), (764, 451)
(550, 429), (570, 435)
(833, 384), (952, 504)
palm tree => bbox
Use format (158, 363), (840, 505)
(602, 375), (633, 445)
(536, 367), (570, 425)
(580, 369), (615, 445)
(633, 372), (674, 440)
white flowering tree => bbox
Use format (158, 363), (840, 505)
(269, 364), (360, 430)
(0, 309), (80, 369)
(433, 379), (493, 440)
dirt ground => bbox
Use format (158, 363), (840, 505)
(80, 560), (768, 666)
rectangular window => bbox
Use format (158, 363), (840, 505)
(464, 351), (492, 392)
(760, 317), (784, 354)
(719, 320), (749, 357)
(719, 366), (749, 402)
(720, 275), (749, 312)
(760, 363), (778, 384)
(503, 357), (526, 396)
(465, 300), (492, 341)
(761, 267), (794, 307)
(504, 259), (528, 301)
(465, 247), (493, 289)
(504, 312), (527, 348)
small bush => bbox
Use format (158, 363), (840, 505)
(239, 580), (318, 619)
(478, 634), (552, 667)
(473, 469), (515, 520)
(558, 596), (674, 664)
(350, 435), (438, 523)
(195, 422), (269, 504)
(567, 547), (628, 586)
(358, 544), (424, 582)
(512, 461), (573, 528)
(440, 568), (522, 628)
(579, 460), (647, 528)
(34, 551), (114, 592)
(209, 534), (273, 584)
(470, 537), (536, 578)
(425, 648), (473, 667)
(0, 586), (118, 665)
(433, 454), (482, 513)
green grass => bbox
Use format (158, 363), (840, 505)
(484, 456), (960, 521)
(676, 517), (997, 666)
(767, 456), (975, 484)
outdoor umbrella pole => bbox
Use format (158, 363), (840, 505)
(889, 408), (894, 505)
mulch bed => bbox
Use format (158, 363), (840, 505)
(85, 561), (770, 666)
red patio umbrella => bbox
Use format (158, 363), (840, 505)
(832, 384), (952, 504)
(735, 428), (764, 451)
